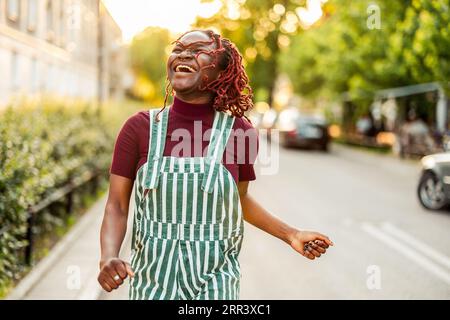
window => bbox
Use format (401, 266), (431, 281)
(59, 1), (66, 46)
(27, 0), (38, 31)
(67, 1), (80, 47)
(30, 57), (38, 93)
(7, 0), (20, 22)
(46, 1), (54, 41)
(40, 62), (47, 92)
(10, 51), (20, 91)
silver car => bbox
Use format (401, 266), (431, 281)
(418, 152), (450, 210)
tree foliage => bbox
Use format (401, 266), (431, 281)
(129, 27), (172, 104)
(195, 0), (311, 104)
(129, 1), (450, 108)
(280, 0), (450, 101)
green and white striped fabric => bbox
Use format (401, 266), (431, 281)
(129, 107), (244, 300)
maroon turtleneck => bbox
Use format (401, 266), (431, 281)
(110, 96), (258, 183)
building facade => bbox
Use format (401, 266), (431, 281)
(0, 0), (124, 106)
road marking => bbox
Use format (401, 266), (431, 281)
(381, 222), (450, 270)
(361, 222), (450, 286)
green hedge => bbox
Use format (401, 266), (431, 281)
(0, 99), (141, 296)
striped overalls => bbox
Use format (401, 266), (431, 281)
(129, 107), (244, 300)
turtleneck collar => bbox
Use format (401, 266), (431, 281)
(171, 96), (215, 118)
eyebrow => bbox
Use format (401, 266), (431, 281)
(173, 41), (211, 49)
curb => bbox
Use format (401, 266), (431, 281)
(6, 195), (107, 300)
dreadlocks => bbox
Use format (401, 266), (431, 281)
(159, 29), (253, 120)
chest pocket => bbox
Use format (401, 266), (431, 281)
(141, 170), (225, 224)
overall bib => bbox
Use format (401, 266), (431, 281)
(129, 107), (244, 300)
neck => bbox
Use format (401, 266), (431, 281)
(171, 95), (214, 118)
(174, 92), (214, 105)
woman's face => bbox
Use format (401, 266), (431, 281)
(167, 31), (222, 98)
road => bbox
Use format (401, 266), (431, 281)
(100, 142), (450, 300)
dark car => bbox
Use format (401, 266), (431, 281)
(280, 116), (330, 151)
(417, 152), (450, 210)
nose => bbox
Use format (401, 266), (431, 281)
(178, 49), (194, 59)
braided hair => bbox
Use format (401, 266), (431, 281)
(157, 29), (253, 121)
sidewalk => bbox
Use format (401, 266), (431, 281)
(331, 142), (422, 178)
(270, 133), (422, 177)
(6, 192), (133, 300)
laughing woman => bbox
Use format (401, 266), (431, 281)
(98, 29), (334, 300)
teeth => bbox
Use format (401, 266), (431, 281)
(175, 65), (195, 73)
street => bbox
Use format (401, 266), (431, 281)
(100, 142), (450, 300)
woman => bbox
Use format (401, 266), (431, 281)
(98, 29), (333, 300)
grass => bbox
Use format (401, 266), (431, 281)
(333, 137), (393, 155)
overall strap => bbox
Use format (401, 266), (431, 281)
(143, 107), (169, 190)
(201, 111), (235, 194)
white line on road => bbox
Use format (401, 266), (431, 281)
(381, 222), (450, 270)
(361, 222), (450, 286)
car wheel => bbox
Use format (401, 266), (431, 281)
(417, 172), (448, 210)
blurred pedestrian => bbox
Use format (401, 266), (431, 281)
(356, 113), (376, 137)
(399, 109), (435, 156)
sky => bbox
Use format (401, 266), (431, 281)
(102, 0), (222, 43)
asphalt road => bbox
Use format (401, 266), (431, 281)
(100, 142), (450, 300)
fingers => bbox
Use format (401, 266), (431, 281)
(98, 277), (112, 292)
(97, 259), (132, 292)
(112, 260), (128, 281)
(98, 272), (118, 291)
(305, 245), (321, 258)
(316, 233), (334, 247)
(302, 238), (331, 260)
(125, 262), (135, 278)
(302, 243), (318, 260)
(105, 265), (124, 286)
(309, 241), (326, 254)
(313, 239), (329, 250)
(302, 248), (316, 260)
(312, 239), (325, 248)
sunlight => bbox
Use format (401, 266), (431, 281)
(102, 0), (222, 43)
(296, 0), (327, 28)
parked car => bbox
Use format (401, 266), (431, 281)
(417, 152), (450, 210)
(279, 115), (330, 151)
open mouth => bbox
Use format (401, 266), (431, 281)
(174, 64), (197, 73)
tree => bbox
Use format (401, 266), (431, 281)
(195, 0), (316, 106)
(279, 0), (450, 137)
(129, 27), (172, 103)
(279, 0), (450, 101)
(385, 0), (450, 88)
(280, 1), (410, 100)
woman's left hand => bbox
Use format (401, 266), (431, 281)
(289, 230), (334, 260)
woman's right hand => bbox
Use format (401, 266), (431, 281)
(98, 258), (134, 292)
